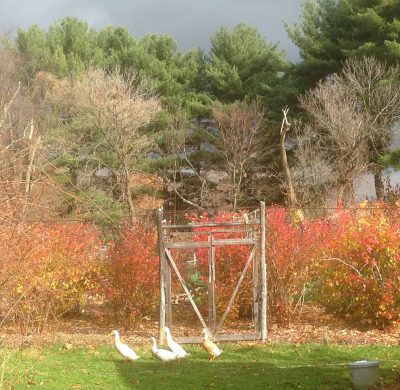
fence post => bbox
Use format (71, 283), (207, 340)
(156, 207), (166, 343)
(260, 201), (267, 341)
(208, 234), (216, 333)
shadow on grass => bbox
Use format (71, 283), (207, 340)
(113, 359), (353, 389)
(112, 345), (400, 390)
(374, 370), (400, 389)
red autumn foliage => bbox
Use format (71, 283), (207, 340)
(1, 200), (397, 334)
(314, 201), (400, 328)
(266, 207), (332, 323)
(182, 210), (331, 324)
(101, 223), (159, 327)
(186, 212), (254, 321)
(0, 223), (102, 333)
(184, 203), (400, 329)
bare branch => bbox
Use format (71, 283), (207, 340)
(321, 257), (366, 281)
(292, 57), (399, 206)
(0, 82), (20, 129)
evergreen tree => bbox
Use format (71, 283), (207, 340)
(206, 24), (288, 103)
(17, 17), (104, 77)
(16, 18), (210, 117)
(287, 0), (400, 90)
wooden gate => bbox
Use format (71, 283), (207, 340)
(157, 202), (267, 343)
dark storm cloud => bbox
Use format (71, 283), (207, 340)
(0, 0), (303, 61)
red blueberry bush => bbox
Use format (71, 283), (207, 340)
(101, 223), (159, 327)
(186, 209), (331, 324)
(1, 200), (398, 334)
(186, 202), (400, 329)
(187, 212), (253, 321)
(0, 223), (102, 333)
(266, 207), (332, 324)
(314, 201), (400, 328)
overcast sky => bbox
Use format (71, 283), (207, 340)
(0, 0), (304, 61)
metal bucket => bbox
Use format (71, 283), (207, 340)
(348, 360), (380, 390)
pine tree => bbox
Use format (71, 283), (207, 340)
(287, 0), (400, 90)
(206, 24), (288, 103)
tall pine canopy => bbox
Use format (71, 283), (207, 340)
(287, 0), (400, 89)
(206, 24), (288, 103)
(16, 17), (210, 116)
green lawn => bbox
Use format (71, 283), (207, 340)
(3, 343), (400, 389)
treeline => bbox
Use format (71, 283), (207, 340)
(15, 19), (288, 117)
(1, 0), (400, 226)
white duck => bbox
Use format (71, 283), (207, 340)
(151, 336), (179, 363)
(164, 327), (190, 358)
(109, 330), (140, 361)
(202, 328), (222, 361)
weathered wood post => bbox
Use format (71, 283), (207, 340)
(253, 237), (259, 334)
(208, 234), (216, 333)
(156, 207), (166, 343)
(260, 201), (267, 341)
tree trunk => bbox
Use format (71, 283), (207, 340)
(337, 182), (346, 206)
(280, 124), (297, 207)
(373, 166), (384, 201)
(123, 166), (135, 224)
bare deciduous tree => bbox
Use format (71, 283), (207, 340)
(290, 121), (339, 208)
(292, 56), (400, 206)
(299, 75), (369, 205)
(47, 68), (161, 223)
(340, 57), (400, 199)
(212, 99), (265, 210)
(0, 48), (44, 221)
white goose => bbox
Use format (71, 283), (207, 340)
(202, 328), (222, 361)
(151, 336), (179, 363)
(164, 327), (190, 358)
(109, 330), (140, 361)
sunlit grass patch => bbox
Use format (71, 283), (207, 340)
(3, 343), (400, 389)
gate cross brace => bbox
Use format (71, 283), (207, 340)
(164, 248), (208, 329)
(213, 245), (257, 336)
